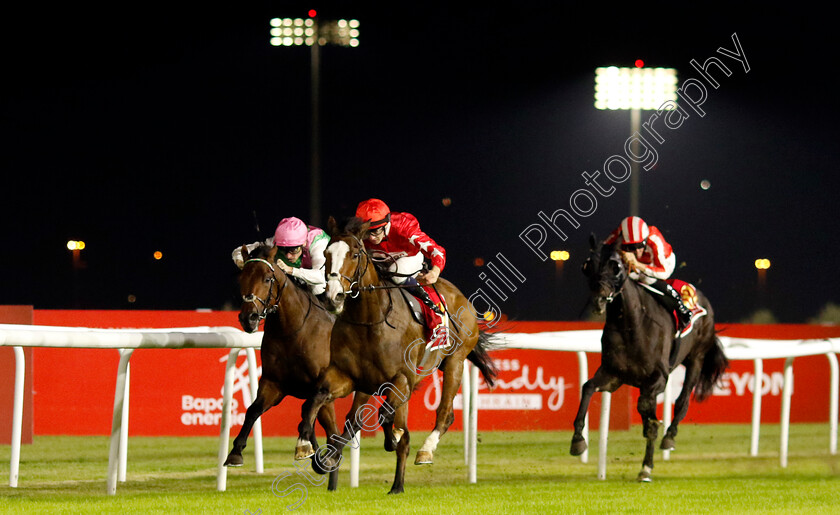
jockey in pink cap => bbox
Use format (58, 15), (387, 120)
(604, 216), (693, 339)
(232, 217), (330, 295)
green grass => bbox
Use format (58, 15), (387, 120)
(1, 424), (839, 514)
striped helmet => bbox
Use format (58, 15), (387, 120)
(618, 216), (649, 245)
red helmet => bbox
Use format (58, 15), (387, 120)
(355, 199), (391, 229)
(618, 216), (649, 245)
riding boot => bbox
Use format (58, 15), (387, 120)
(644, 280), (692, 328)
(403, 277), (444, 315)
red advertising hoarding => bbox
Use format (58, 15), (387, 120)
(16, 311), (840, 436)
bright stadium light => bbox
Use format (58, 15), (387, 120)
(269, 12), (360, 226)
(595, 67), (678, 110)
(594, 64), (678, 216)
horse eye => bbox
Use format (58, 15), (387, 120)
(352, 252), (359, 258)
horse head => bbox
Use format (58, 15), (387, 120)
(323, 216), (373, 314)
(237, 243), (285, 333)
(583, 234), (627, 315)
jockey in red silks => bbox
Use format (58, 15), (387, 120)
(605, 216), (694, 338)
(355, 198), (449, 353)
(232, 217), (330, 296)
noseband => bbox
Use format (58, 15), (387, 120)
(242, 258), (289, 320)
(328, 236), (371, 298)
(600, 253), (628, 304)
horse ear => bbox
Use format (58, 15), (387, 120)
(589, 233), (598, 250)
(359, 221), (371, 239)
(268, 245), (278, 261)
(241, 244), (250, 261)
(327, 216), (339, 238)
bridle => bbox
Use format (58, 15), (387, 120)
(241, 258), (289, 321)
(327, 235), (398, 327)
(327, 235), (372, 299)
(597, 252), (628, 304)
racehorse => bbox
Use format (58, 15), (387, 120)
(224, 243), (369, 491)
(293, 216), (498, 494)
(570, 235), (729, 482)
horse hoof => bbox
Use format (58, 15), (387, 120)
(414, 451), (433, 465)
(388, 486), (405, 495)
(224, 453), (244, 467)
(660, 437), (676, 451)
(570, 437), (588, 456)
(295, 443), (315, 461)
(637, 466), (652, 482)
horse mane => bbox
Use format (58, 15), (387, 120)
(340, 216), (368, 237)
(248, 242), (275, 260)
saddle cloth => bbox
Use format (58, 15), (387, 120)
(398, 285), (450, 352)
(666, 278), (708, 330)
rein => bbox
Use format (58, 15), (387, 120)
(328, 235), (397, 328)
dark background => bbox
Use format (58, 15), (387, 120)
(1, 2), (837, 322)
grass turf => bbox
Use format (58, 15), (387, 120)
(1, 424), (839, 514)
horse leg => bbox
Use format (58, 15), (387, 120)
(661, 357), (703, 451)
(378, 375), (411, 453)
(224, 380), (284, 467)
(295, 368), (354, 461)
(571, 368), (620, 456)
(637, 375), (667, 482)
(388, 403), (410, 495)
(416, 358), (463, 465)
(311, 401), (341, 491)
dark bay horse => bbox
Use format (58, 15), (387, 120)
(570, 235), (728, 482)
(294, 217), (498, 494)
(224, 243), (369, 491)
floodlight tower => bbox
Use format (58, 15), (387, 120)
(594, 63), (677, 216)
(269, 12), (359, 225)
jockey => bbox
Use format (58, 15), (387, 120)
(355, 199), (449, 354)
(232, 217), (330, 296)
(605, 216), (693, 338)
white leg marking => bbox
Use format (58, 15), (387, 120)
(419, 430), (441, 453)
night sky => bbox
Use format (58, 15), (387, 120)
(1, 2), (837, 323)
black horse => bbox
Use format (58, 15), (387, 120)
(570, 235), (729, 481)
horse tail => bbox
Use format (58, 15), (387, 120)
(694, 335), (729, 402)
(467, 330), (502, 388)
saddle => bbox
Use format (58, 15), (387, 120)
(398, 287), (425, 326)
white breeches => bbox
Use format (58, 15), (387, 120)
(388, 253), (425, 284)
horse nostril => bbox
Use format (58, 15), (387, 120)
(335, 292), (345, 302)
(248, 312), (259, 322)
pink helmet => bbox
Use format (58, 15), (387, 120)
(618, 216), (649, 245)
(274, 217), (308, 247)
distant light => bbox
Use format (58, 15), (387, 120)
(153, 251), (163, 260)
(550, 250), (570, 261)
(635, 59), (644, 68)
(755, 259), (771, 270)
(700, 179), (711, 190)
(473, 257), (485, 267)
(67, 240), (85, 251)
(127, 294), (137, 303)
(308, 9), (317, 17)
(441, 197), (452, 207)
(483, 311), (495, 321)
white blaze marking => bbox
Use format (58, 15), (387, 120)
(325, 241), (350, 299)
